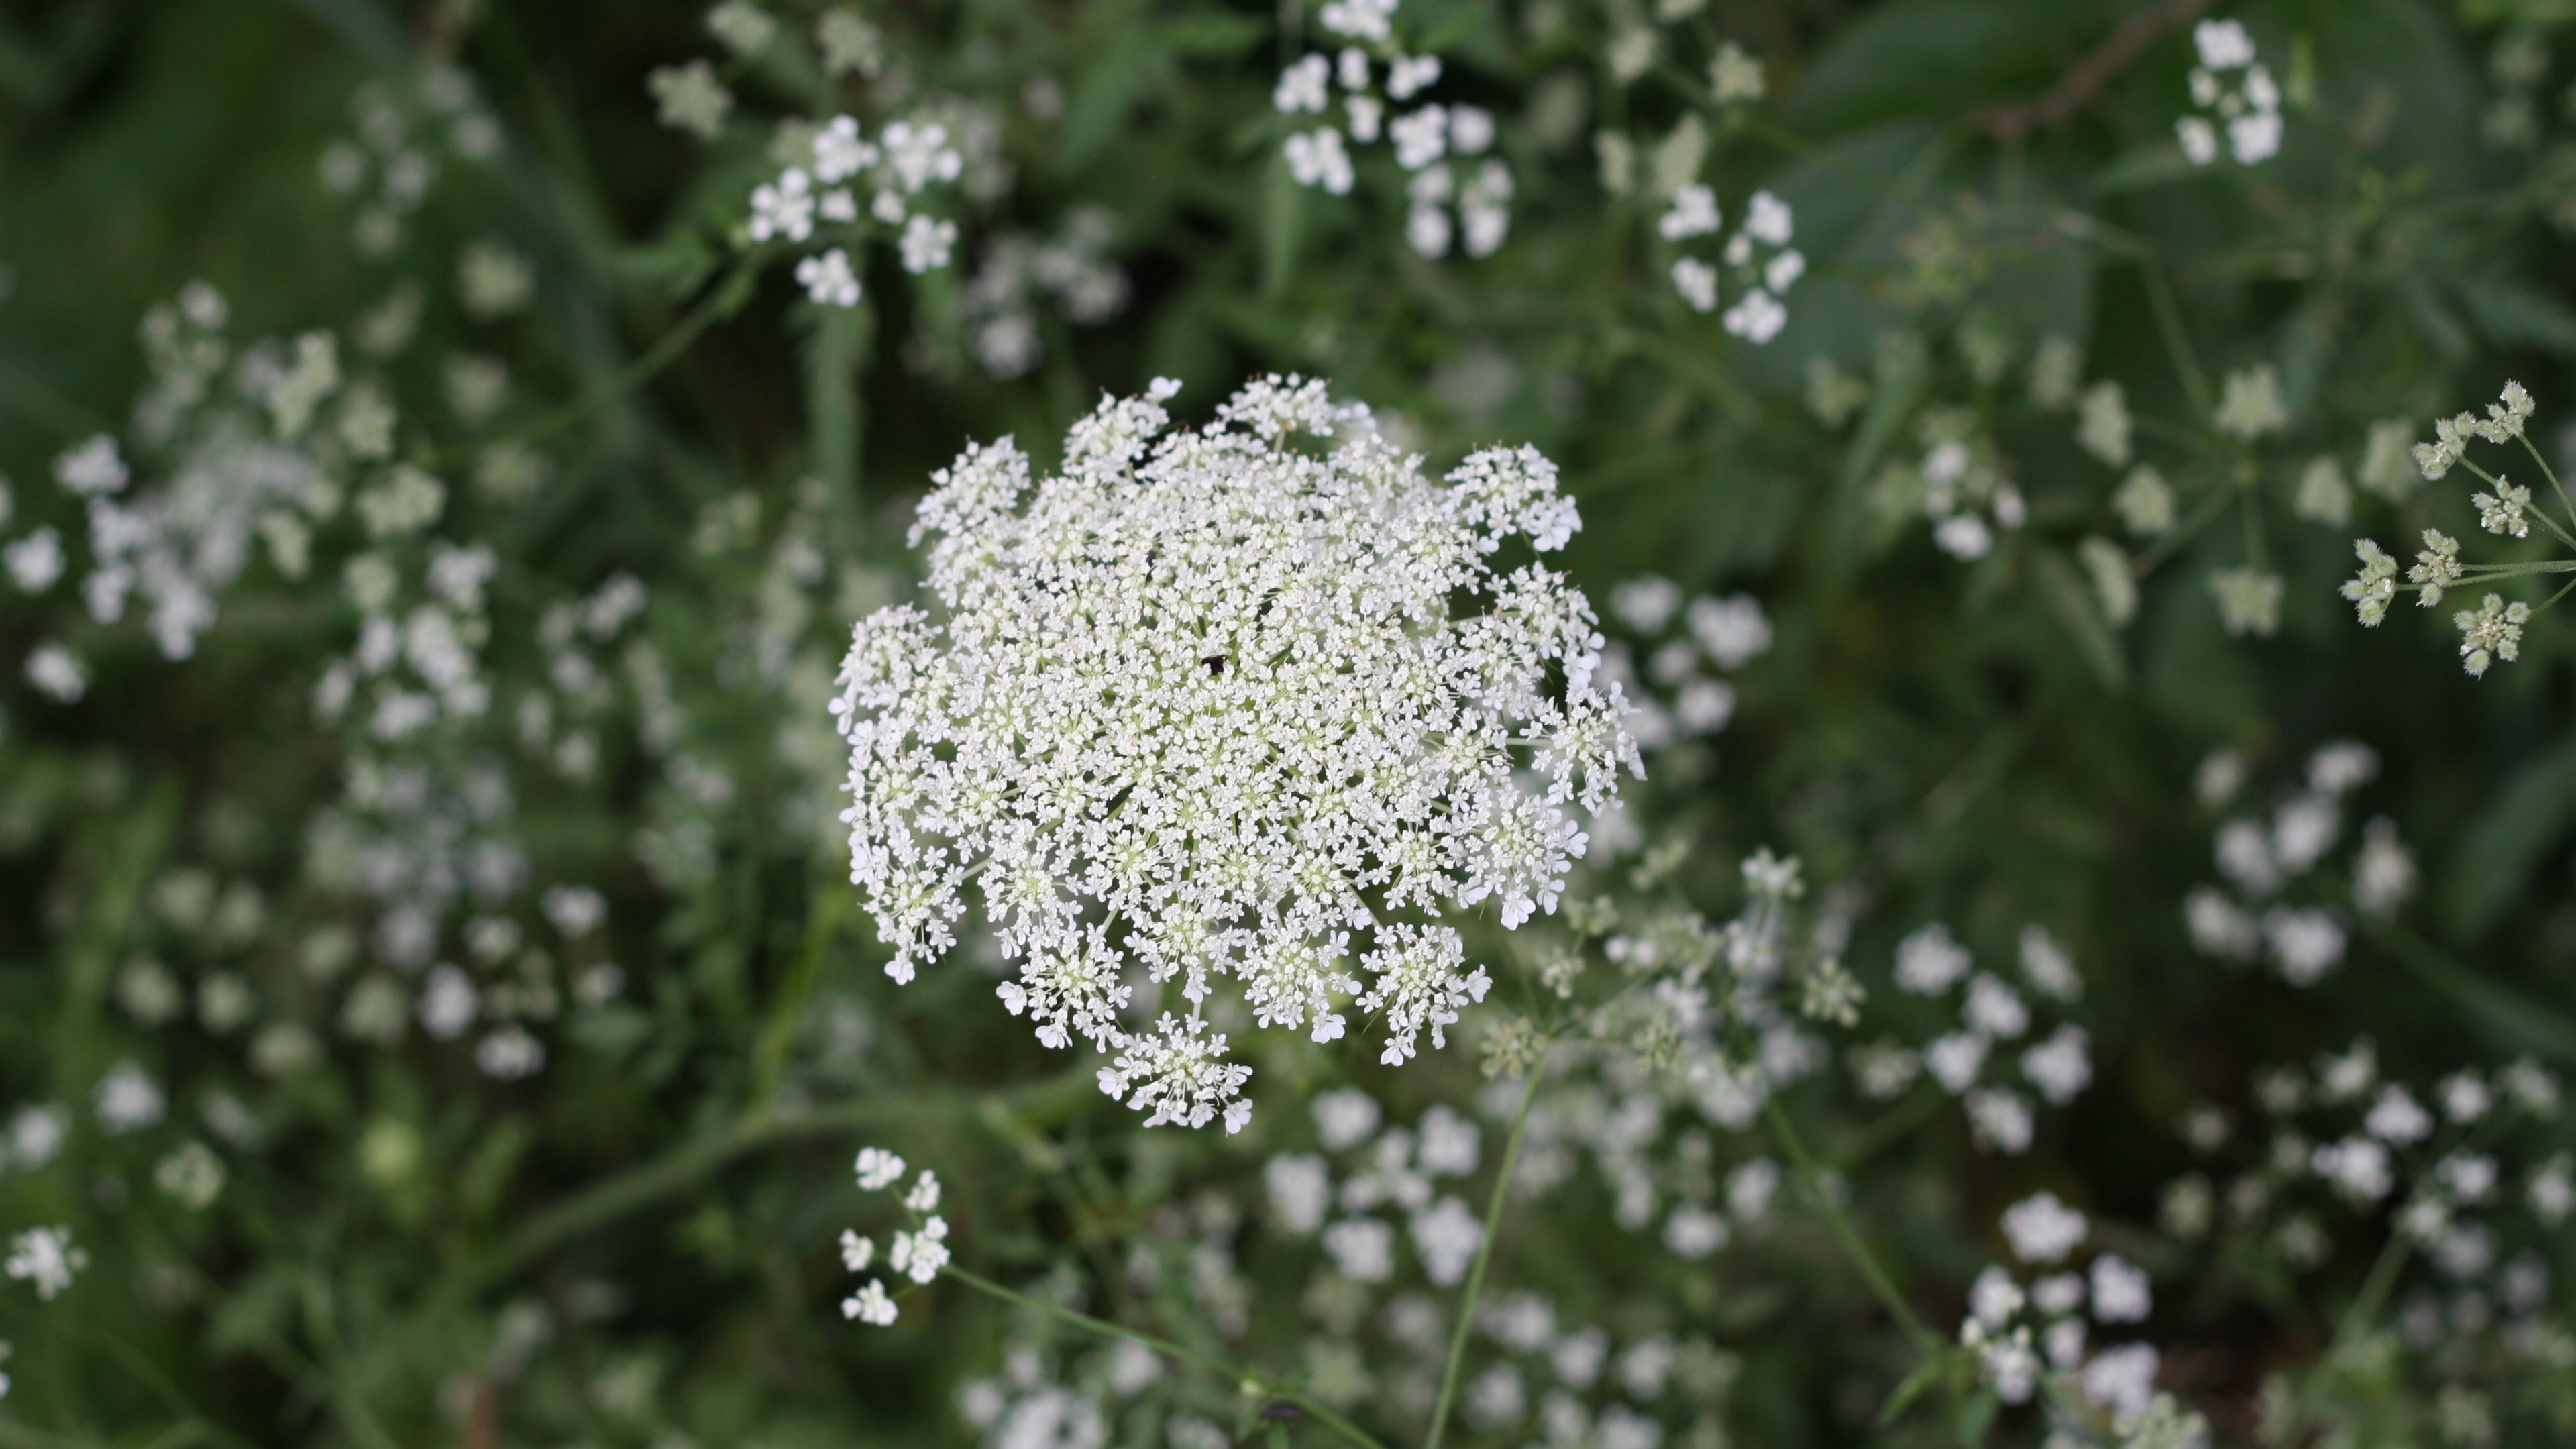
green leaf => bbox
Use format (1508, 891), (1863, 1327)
(2445, 736), (2576, 939)
(2451, 275), (2576, 357)
(1064, 23), (1164, 166)
(1160, 13), (1266, 56)
(1955, 1384), (2000, 1445)
(2376, 924), (2576, 1067)
(1878, 1354), (1946, 1427)
(1262, 152), (1304, 301)
(1785, 0), (2125, 138)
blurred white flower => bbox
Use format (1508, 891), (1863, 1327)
(4, 1228), (85, 1300)
(2001, 1191), (2088, 1263)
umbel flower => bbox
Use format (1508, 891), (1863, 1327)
(833, 376), (1640, 1130)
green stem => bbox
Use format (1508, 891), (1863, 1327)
(0, 356), (113, 441)
(449, 1069), (1097, 1298)
(1760, 1093), (1941, 1358)
(2513, 433), (2576, 538)
(160, 1260), (400, 1449)
(2367, 922), (2576, 1066)
(1422, 1044), (1552, 1449)
(425, 255), (758, 469)
(2333, 1228), (2411, 1346)
(2127, 482), (2237, 576)
(1830, 1082), (1948, 1171)
(751, 878), (850, 1103)
(2449, 558), (2576, 578)
(2139, 256), (2214, 427)
(2053, 211), (2212, 425)
(942, 1265), (1392, 1449)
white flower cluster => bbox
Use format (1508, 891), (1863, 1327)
(1444, 1289), (1739, 1448)
(833, 376), (1638, 1131)
(1959, 1194), (2188, 1440)
(2175, 19), (2282, 166)
(1493, 851), (1839, 1185)
(842, 1146), (947, 1327)
(2181, 742), (2412, 987)
(3, 1226), (86, 1301)
(94, 1060), (165, 1134)
(959, 209), (1132, 380)
(2453, 592), (2532, 678)
(1660, 186), (1805, 343)
(751, 113), (965, 308)
(2162, 1040), (2566, 1370)
(956, 1332), (1179, 1449)
(6, 284), (413, 699)
(0, 1105), (70, 1174)
(2347, 382), (2557, 678)
(1887, 411), (2028, 564)
(1862, 922), (2089, 1154)
(2416, 380), (2536, 481)
(299, 547), (644, 1089)
(1595, 576), (1772, 767)
(1264, 1093), (1488, 1288)
(1275, 1), (1514, 258)
(317, 68), (503, 256)
(41, 401), (305, 659)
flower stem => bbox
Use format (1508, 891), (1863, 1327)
(942, 1265), (1393, 1449)
(2127, 480), (2237, 576)
(2333, 1228), (2411, 1346)
(1760, 1093), (1941, 1358)
(2514, 433), (2576, 537)
(2452, 558), (2576, 578)
(425, 254), (759, 469)
(447, 1068), (1098, 1299)
(1422, 1042), (1552, 1449)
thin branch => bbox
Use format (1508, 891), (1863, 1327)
(1978, 0), (2218, 142)
(1423, 1046), (1551, 1449)
(1760, 1094), (1942, 1358)
(943, 1266), (1393, 1449)
(449, 1069), (1095, 1298)
(422, 254), (759, 470)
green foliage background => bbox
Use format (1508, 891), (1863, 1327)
(5, 0), (2576, 1444)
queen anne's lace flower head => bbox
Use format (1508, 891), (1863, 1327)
(833, 376), (1640, 1130)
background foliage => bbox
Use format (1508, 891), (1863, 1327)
(6, 0), (2576, 1445)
